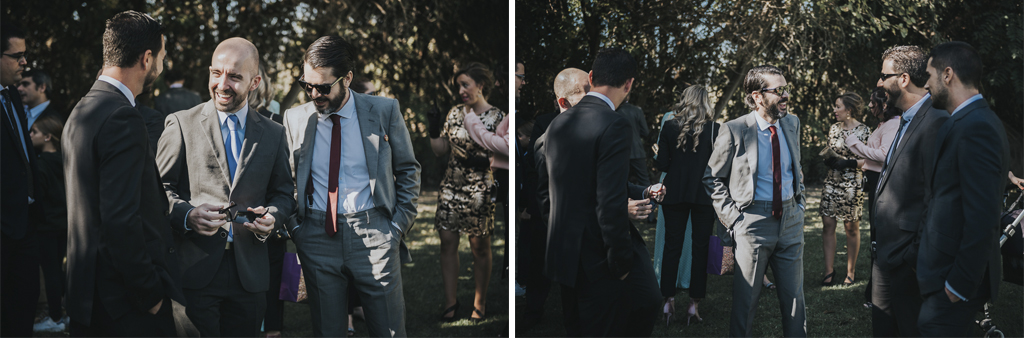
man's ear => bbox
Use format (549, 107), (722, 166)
(557, 97), (571, 109)
(623, 78), (634, 95)
(140, 50), (154, 70)
(942, 67), (955, 86)
(249, 75), (262, 92)
(588, 71), (595, 87)
(752, 91), (763, 107)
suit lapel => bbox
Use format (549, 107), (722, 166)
(878, 104), (928, 193)
(354, 94), (379, 188)
(743, 113), (759, 178)
(200, 103), (232, 185)
(781, 115), (802, 193)
(233, 107), (264, 190)
(296, 106), (319, 203)
(929, 100), (983, 183)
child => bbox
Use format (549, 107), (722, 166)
(29, 115), (68, 333)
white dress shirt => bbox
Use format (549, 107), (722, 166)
(98, 75), (136, 107)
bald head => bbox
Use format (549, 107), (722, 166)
(553, 68), (590, 109)
(209, 37), (262, 113)
(213, 37), (260, 77)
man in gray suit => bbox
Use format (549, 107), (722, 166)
(156, 37), (295, 337)
(283, 36), (420, 337)
(704, 65), (806, 337)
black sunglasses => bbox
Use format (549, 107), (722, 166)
(515, 73), (525, 80)
(2, 52), (26, 61)
(879, 73), (900, 81)
(219, 201), (266, 223)
(297, 76), (343, 95)
(760, 85), (789, 95)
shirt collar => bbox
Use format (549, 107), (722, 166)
(98, 75), (136, 107)
(586, 91), (615, 110)
(318, 89), (357, 121)
(951, 94), (983, 116)
(169, 83), (184, 89)
(902, 92), (930, 123)
(753, 111), (780, 131)
(28, 100), (50, 116)
(218, 104), (249, 129)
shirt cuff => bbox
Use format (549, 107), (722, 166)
(798, 203), (805, 211)
(184, 207), (195, 231)
(945, 281), (968, 301)
(391, 221), (403, 237)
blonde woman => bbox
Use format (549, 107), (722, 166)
(654, 85), (720, 325)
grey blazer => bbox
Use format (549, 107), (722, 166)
(156, 101), (296, 292)
(703, 111), (805, 228)
(283, 93), (421, 239)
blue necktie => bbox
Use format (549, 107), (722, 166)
(225, 114), (241, 182)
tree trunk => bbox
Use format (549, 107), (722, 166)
(715, 61), (752, 120)
(280, 81), (303, 112)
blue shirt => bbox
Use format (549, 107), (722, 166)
(888, 93), (930, 160)
(310, 89), (375, 214)
(218, 105), (249, 182)
(950, 94), (984, 116)
(753, 112), (794, 202)
(586, 91), (615, 110)
(25, 100), (49, 128)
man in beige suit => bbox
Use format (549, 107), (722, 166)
(283, 36), (420, 337)
(703, 65), (806, 337)
(156, 37), (295, 337)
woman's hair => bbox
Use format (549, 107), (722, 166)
(869, 87), (901, 121)
(836, 92), (864, 119)
(453, 62), (494, 99)
(248, 62), (274, 111)
(672, 85), (714, 152)
(32, 115), (64, 152)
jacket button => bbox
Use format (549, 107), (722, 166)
(168, 247), (175, 254)
(220, 232), (228, 238)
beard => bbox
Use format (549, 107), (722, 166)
(883, 82), (902, 111)
(765, 97), (788, 120)
(314, 89), (347, 115)
(212, 87), (248, 113)
(929, 82), (950, 111)
(143, 66), (160, 89)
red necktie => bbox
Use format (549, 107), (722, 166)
(326, 114), (341, 237)
(769, 125), (782, 219)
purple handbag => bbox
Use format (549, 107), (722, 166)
(707, 235), (735, 275)
(279, 252), (308, 303)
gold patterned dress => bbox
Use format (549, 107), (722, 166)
(435, 104), (506, 237)
(821, 122), (871, 220)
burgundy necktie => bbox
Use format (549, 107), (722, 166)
(769, 125), (782, 219)
(325, 114), (341, 237)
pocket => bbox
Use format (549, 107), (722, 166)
(931, 230), (960, 257)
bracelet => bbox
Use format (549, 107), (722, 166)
(255, 233), (269, 243)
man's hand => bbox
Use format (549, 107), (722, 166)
(520, 210), (531, 220)
(1009, 171), (1023, 190)
(242, 206), (274, 237)
(187, 203), (228, 236)
(945, 286), (961, 303)
(148, 299), (163, 314)
(645, 183), (666, 203)
(628, 198), (653, 220)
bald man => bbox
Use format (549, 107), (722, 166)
(155, 37), (295, 337)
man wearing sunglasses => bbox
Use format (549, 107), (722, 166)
(155, 37), (295, 337)
(282, 35), (420, 337)
(704, 65), (807, 336)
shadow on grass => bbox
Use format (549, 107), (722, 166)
(516, 185), (1023, 337)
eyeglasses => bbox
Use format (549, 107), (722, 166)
(2, 52), (26, 61)
(760, 85), (789, 95)
(515, 73), (525, 80)
(297, 76), (343, 95)
(879, 73), (900, 81)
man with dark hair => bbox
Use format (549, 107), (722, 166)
(154, 66), (203, 116)
(704, 65), (807, 336)
(1, 21), (41, 338)
(869, 45), (949, 337)
(917, 41), (1009, 336)
(283, 35), (420, 337)
(541, 47), (661, 336)
(63, 10), (184, 336)
(156, 37), (295, 337)
(18, 69), (62, 125)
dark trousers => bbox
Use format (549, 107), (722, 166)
(660, 202), (715, 298)
(70, 295), (176, 337)
(184, 249), (267, 337)
(871, 261), (922, 336)
(918, 289), (986, 337)
(1, 230), (39, 337)
(38, 230), (68, 321)
(264, 237), (286, 331)
(568, 235), (661, 337)
(523, 215), (552, 323)
(864, 170), (879, 303)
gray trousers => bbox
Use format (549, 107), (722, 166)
(294, 208), (406, 337)
(730, 199), (807, 337)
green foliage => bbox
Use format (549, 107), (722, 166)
(516, 0), (1022, 183)
(4, 0), (508, 185)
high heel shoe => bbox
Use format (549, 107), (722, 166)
(439, 301), (460, 322)
(662, 297), (675, 325)
(686, 299), (703, 325)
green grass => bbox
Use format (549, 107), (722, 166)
(516, 185), (1023, 337)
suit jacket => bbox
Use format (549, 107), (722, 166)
(917, 98), (1009, 300)
(524, 112), (556, 219)
(1, 85), (36, 239)
(139, 105), (166, 155)
(873, 99), (948, 271)
(703, 111), (805, 228)
(154, 87), (203, 117)
(283, 94), (420, 256)
(617, 102), (648, 159)
(542, 95), (641, 287)
(63, 80), (184, 324)
(156, 101), (295, 293)
(656, 119), (720, 205)
(36, 102), (65, 122)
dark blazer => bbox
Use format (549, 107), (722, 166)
(524, 111), (556, 218)
(139, 105), (166, 155)
(63, 80), (184, 324)
(616, 102), (648, 159)
(154, 87), (203, 117)
(873, 99), (948, 271)
(29, 151), (66, 233)
(917, 98), (1009, 300)
(655, 119), (720, 205)
(1, 85), (36, 240)
(156, 101), (295, 293)
(542, 95), (638, 287)
(36, 102), (66, 122)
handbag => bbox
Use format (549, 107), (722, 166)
(279, 252), (308, 303)
(707, 235), (735, 275)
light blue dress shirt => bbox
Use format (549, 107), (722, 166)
(25, 100), (49, 128)
(753, 112), (794, 202)
(310, 89), (375, 214)
(887, 93), (930, 163)
(586, 91), (615, 110)
(98, 75), (136, 107)
(217, 105), (248, 182)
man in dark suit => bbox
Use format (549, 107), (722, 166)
(704, 65), (806, 337)
(542, 48), (661, 336)
(916, 41), (1009, 336)
(18, 69), (64, 124)
(156, 37), (295, 337)
(617, 100), (650, 185)
(63, 11), (185, 336)
(869, 45), (949, 337)
(154, 66), (203, 116)
(1, 22), (41, 338)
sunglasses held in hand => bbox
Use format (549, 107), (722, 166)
(219, 201), (266, 224)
